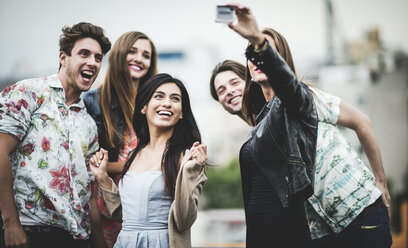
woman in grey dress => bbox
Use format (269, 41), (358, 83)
(89, 73), (207, 248)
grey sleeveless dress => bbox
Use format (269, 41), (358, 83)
(114, 170), (172, 248)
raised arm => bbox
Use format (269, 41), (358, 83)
(0, 133), (28, 248)
(226, 3), (314, 116)
(168, 142), (207, 248)
(89, 149), (122, 220)
(225, 4), (264, 47)
(89, 149), (113, 190)
(337, 100), (390, 217)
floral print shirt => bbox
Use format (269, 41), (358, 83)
(0, 75), (99, 239)
(118, 127), (137, 162)
(305, 87), (380, 239)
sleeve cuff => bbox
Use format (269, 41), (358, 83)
(99, 177), (119, 193)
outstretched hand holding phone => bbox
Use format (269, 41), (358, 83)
(222, 3), (265, 47)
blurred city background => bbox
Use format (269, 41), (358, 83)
(1, 0), (407, 247)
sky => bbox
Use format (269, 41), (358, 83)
(1, 0), (407, 79)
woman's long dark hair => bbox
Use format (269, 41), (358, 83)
(122, 73), (201, 200)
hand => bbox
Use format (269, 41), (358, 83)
(89, 149), (109, 181)
(186, 142), (207, 165)
(4, 222), (29, 248)
(225, 3), (265, 46)
(376, 179), (391, 220)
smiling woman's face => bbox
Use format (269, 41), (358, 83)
(126, 38), (152, 81)
(141, 82), (183, 130)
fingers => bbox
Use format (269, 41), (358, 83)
(190, 141), (200, 149)
(381, 193), (391, 220)
(186, 142), (200, 159)
(89, 156), (97, 168)
(91, 152), (101, 168)
(96, 149), (108, 164)
(185, 142), (208, 164)
(4, 223), (29, 248)
(89, 149), (109, 170)
(381, 193), (390, 208)
(376, 181), (391, 220)
(189, 143), (207, 165)
(226, 3), (239, 8)
(101, 148), (108, 160)
(98, 151), (104, 162)
(226, 3), (251, 19)
(226, 3), (248, 12)
(185, 148), (193, 161)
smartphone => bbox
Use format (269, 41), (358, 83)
(215, 5), (236, 23)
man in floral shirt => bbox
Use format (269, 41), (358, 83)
(0, 22), (111, 248)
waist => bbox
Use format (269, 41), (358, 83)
(22, 225), (68, 234)
(249, 167), (277, 200)
(20, 225), (90, 243)
(359, 197), (384, 216)
(17, 208), (91, 239)
(121, 221), (168, 232)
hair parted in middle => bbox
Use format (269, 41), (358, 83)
(122, 73), (201, 200)
(99, 31), (158, 147)
(242, 27), (298, 126)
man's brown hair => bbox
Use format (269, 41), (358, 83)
(59, 22), (111, 69)
(209, 60), (246, 101)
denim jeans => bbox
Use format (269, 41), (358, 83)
(312, 204), (392, 248)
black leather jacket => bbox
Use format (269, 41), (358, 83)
(239, 44), (318, 208)
(82, 89), (126, 162)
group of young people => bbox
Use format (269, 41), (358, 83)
(0, 19), (205, 248)
(209, 4), (392, 248)
(0, 3), (392, 248)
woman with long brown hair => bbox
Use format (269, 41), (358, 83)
(241, 26), (392, 248)
(83, 31), (157, 247)
(224, 4), (318, 247)
(89, 73), (207, 248)
(211, 23), (392, 246)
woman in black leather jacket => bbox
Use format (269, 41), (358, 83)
(225, 4), (318, 247)
(82, 31), (158, 247)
